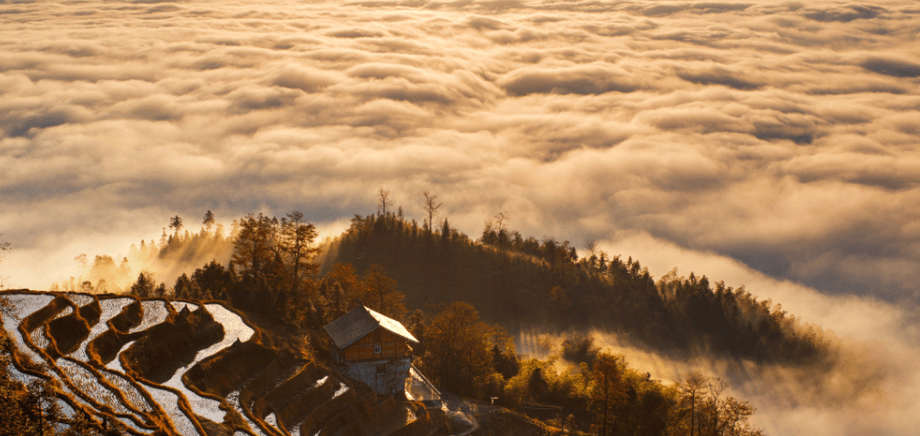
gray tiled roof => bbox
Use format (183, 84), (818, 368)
(323, 305), (419, 349)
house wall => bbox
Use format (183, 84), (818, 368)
(340, 357), (411, 396)
(341, 327), (411, 362)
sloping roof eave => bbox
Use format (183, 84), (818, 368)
(333, 324), (420, 350)
(323, 305), (419, 349)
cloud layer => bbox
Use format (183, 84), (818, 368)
(3, 0), (918, 302)
(2, 0), (918, 293)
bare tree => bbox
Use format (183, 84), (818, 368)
(378, 188), (392, 216)
(703, 377), (730, 436)
(494, 213), (507, 245)
(0, 234), (9, 260)
(74, 254), (88, 270)
(422, 191), (443, 232)
(584, 240), (597, 256)
(0, 234), (9, 289)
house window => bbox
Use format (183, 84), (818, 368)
(374, 345), (381, 354)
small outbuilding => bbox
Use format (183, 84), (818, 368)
(324, 305), (440, 406)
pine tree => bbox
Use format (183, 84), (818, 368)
(169, 215), (183, 235)
(203, 210), (215, 231)
(130, 271), (156, 298)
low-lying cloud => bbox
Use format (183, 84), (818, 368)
(583, 231), (920, 435)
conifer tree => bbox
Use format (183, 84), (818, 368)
(169, 215), (183, 235)
(203, 210), (215, 231)
(130, 271), (156, 298)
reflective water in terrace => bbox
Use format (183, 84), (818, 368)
(72, 297), (134, 362)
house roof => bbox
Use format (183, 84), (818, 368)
(323, 305), (419, 349)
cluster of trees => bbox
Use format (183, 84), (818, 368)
(409, 301), (516, 400)
(481, 216), (578, 271)
(51, 210), (234, 296)
(328, 212), (834, 365)
(224, 211), (318, 317)
(120, 211), (322, 329)
(108, 212), (413, 359)
(584, 347), (762, 436)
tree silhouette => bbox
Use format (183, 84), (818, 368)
(130, 271), (157, 298)
(591, 353), (627, 436)
(419, 302), (508, 398)
(203, 210), (215, 231)
(680, 372), (707, 436)
(168, 215), (183, 235)
(422, 191), (442, 232)
(378, 188), (392, 216)
(358, 264), (406, 320)
(281, 211), (319, 294)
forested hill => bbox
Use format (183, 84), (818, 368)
(321, 213), (835, 365)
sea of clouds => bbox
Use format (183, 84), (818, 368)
(1, 1), (919, 433)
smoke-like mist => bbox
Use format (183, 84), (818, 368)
(519, 233), (920, 435)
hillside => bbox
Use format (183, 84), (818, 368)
(14, 210), (811, 435)
(322, 213), (835, 366)
(0, 290), (456, 436)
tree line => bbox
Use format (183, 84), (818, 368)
(327, 211), (835, 366)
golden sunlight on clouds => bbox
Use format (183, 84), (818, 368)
(2, 0), (918, 296)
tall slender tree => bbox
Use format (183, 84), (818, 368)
(378, 188), (392, 216)
(591, 352), (627, 436)
(423, 191), (442, 232)
(681, 372), (707, 436)
(281, 211), (319, 294)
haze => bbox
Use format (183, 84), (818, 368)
(1, 1), (919, 434)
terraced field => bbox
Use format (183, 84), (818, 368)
(1, 290), (449, 436)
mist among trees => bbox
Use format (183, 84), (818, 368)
(21, 201), (847, 435)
